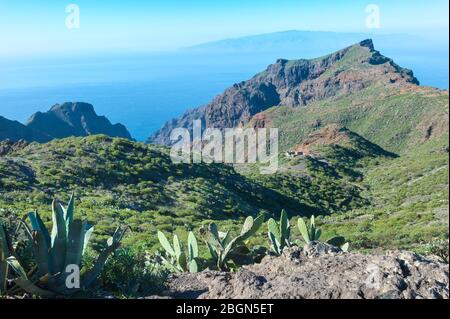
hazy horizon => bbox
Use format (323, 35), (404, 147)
(1, 0), (448, 59)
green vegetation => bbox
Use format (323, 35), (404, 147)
(157, 230), (199, 273)
(267, 210), (291, 255)
(0, 130), (447, 256)
(199, 215), (264, 270)
(83, 246), (169, 298)
(1, 200), (352, 298)
(0, 136), (306, 249)
(0, 195), (127, 297)
(316, 137), (448, 253)
(298, 215), (349, 251)
(262, 88), (448, 155)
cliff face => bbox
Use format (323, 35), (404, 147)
(149, 39), (419, 145)
(0, 102), (132, 143)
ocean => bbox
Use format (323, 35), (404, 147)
(0, 48), (448, 141)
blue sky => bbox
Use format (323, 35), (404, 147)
(0, 0), (448, 58)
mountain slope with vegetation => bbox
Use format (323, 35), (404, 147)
(0, 135), (332, 248)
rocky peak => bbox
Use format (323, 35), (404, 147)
(149, 40), (419, 145)
(1, 103), (132, 143)
(26, 102), (132, 140)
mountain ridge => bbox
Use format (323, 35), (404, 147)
(149, 39), (421, 146)
(0, 102), (132, 143)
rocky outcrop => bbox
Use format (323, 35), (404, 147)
(26, 102), (132, 140)
(149, 39), (419, 145)
(0, 139), (29, 156)
(1, 102), (132, 143)
(166, 244), (449, 299)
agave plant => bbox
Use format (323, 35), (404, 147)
(200, 214), (264, 271)
(0, 224), (13, 295)
(298, 215), (349, 252)
(157, 231), (199, 273)
(267, 210), (291, 255)
(2, 194), (128, 298)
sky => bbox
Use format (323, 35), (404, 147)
(0, 0), (449, 58)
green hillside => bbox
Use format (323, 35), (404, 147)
(1, 128), (446, 254)
(0, 135), (300, 247)
(257, 87), (448, 155)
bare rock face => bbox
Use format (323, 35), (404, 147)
(149, 39), (419, 145)
(166, 245), (449, 299)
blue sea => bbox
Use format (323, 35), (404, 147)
(0, 47), (448, 141)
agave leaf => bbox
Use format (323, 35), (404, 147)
(207, 224), (223, 250)
(6, 256), (28, 279)
(280, 210), (290, 241)
(31, 231), (52, 277)
(268, 231), (281, 255)
(241, 216), (254, 235)
(314, 228), (322, 241)
(65, 220), (89, 269)
(188, 259), (199, 273)
(223, 237), (241, 263)
(241, 214), (264, 241)
(206, 242), (218, 261)
(64, 193), (75, 232)
(267, 218), (281, 241)
(0, 262), (7, 294)
(0, 225), (10, 260)
(298, 218), (310, 243)
(0, 226), (10, 295)
(82, 224), (94, 255)
(209, 223), (221, 243)
(14, 277), (56, 298)
(27, 211), (51, 248)
(157, 231), (175, 256)
(173, 234), (182, 259)
(51, 200), (67, 245)
(50, 200), (68, 275)
(309, 216), (316, 242)
(220, 231), (232, 248)
(188, 232), (198, 259)
(177, 251), (187, 272)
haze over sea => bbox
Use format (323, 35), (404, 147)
(0, 33), (448, 141)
